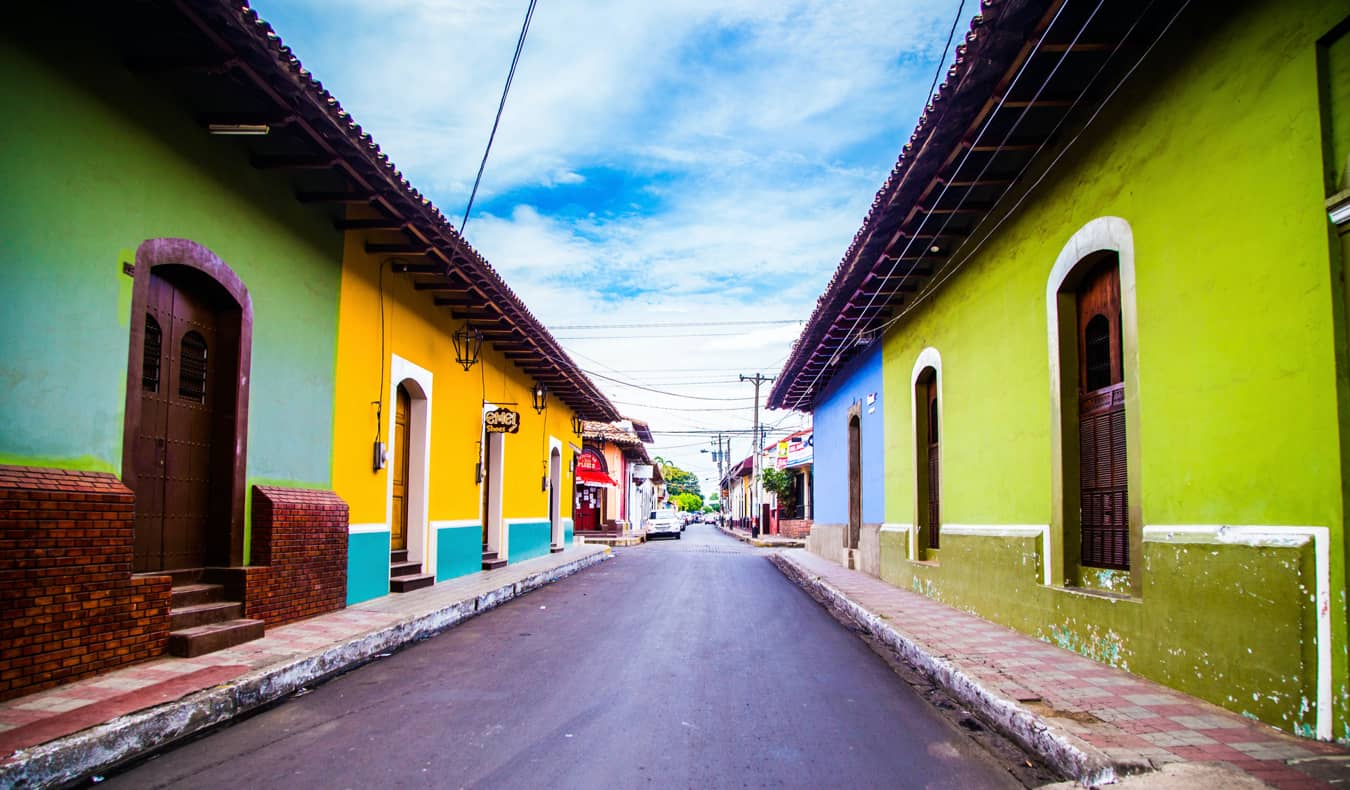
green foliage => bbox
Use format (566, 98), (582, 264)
(655, 456), (701, 498)
(759, 467), (792, 498)
(672, 492), (703, 511)
(760, 467), (795, 513)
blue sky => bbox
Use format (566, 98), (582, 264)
(251, 0), (963, 486)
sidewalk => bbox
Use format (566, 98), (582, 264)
(771, 549), (1350, 788)
(716, 522), (806, 548)
(0, 544), (609, 788)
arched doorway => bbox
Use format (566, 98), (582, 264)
(847, 412), (862, 551)
(574, 448), (607, 532)
(391, 383), (412, 555)
(549, 447), (563, 549)
(123, 240), (250, 573)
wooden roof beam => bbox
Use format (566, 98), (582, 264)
(250, 154), (338, 170)
(366, 242), (432, 255)
(335, 217), (406, 231)
(296, 191), (372, 204)
(1039, 42), (1113, 53)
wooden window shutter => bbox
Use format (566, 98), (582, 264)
(178, 330), (208, 403)
(1076, 256), (1128, 570)
(142, 315), (162, 392)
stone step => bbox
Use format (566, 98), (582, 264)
(167, 618), (265, 658)
(482, 556), (507, 570)
(170, 600), (242, 631)
(390, 560), (423, 578)
(170, 583), (226, 609)
(550, 546), (565, 554)
(389, 573), (435, 593)
(390, 549), (408, 563)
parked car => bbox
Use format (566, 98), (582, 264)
(647, 514), (681, 540)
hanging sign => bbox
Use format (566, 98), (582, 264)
(484, 407), (520, 434)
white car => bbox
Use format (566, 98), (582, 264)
(647, 515), (682, 540)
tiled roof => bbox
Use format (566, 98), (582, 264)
(147, 2), (621, 421)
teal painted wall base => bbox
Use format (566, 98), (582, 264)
(346, 530), (389, 605)
(563, 518), (573, 546)
(510, 521), (551, 562)
(437, 525), (482, 582)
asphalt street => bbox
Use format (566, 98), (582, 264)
(104, 525), (1024, 789)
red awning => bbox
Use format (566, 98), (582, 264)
(577, 468), (619, 488)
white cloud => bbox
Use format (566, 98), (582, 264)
(251, 0), (962, 483)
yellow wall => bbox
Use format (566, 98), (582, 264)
(331, 232), (581, 527)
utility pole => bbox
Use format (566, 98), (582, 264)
(710, 433), (726, 527)
(740, 373), (774, 537)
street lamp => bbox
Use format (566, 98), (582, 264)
(571, 415), (585, 435)
(452, 324), (483, 371)
(531, 381), (548, 413)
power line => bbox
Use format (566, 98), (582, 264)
(553, 319), (803, 330)
(584, 369), (754, 401)
(461, 0), (539, 233)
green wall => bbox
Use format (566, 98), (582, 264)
(876, 0), (1350, 736)
(0, 35), (342, 488)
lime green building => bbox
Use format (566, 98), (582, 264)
(771, 0), (1350, 739)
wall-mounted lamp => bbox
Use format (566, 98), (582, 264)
(453, 324), (483, 371)
(531, 382), (548, 413)
(571, 415), (585, 435)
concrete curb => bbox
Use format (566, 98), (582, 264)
(769, 552), (1138, 787)
(0, 549), (610, 789)
(715, 524), (805, 549)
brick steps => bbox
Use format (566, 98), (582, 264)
(166, 574), (262, 658)
(389, 550), (433, 593)
(167, 619), (265, 658)
(482, 550), (507, 571)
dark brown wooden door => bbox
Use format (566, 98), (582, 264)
(133, 270), (218, 572)
(1077, 258), (1128, 569)
(847, 415), (861, 549)
(391, 384), (411, 552)
(926, 378), (941, 550)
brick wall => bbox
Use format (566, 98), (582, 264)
(779, 518), (813, 539)
(241, 486), (348, 627)
(0, 465), (171, 701)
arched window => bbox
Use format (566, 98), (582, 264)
(1048, 217), (1139, 590)
(913, 360), (940, 556)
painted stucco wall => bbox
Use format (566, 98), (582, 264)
(812, 344), (885, 525)
(0, 37), (342, 552)
(877, 0), (1350, 736)
(331, 231), (581, 600)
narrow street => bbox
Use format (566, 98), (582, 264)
(105, 526), (1024, 789)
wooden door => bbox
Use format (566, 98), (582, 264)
(133, 270), (218, 571)
(575, 487), (599, 531)
(847, 415), (861, 549)
(391, 384), (411, 552)
(926, 378), (941, 549)
(1077, 258), (1128, 569)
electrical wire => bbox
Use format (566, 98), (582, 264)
(461, 0), (539, 234)
(552, 319), (803, 330)
(585, 369), (754, 401)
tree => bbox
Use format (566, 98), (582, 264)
(654, 456), (701, 499)
(672, 492), (703, 512)
(760, 467), (795, 513)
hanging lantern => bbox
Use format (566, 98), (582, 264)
(571, 415), (585, 435)
(531, 381), (548, 413)
(452, 324), (483, 371)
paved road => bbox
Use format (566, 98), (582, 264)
(107, 525), (1023, 789)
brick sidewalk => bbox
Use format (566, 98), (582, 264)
(0, 544), (608, 787)
(772, 549), (1349, 789)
